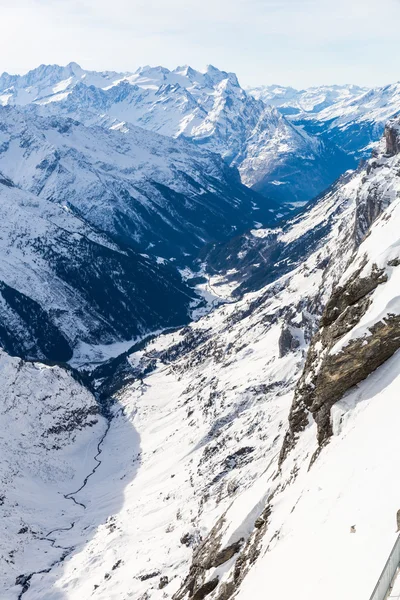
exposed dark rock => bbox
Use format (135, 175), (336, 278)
(388, 258), (400, 267)
(192, 578), (219, 600)
(46, 406), (99, 435)
(15, 575), (29, 586)
(320, 263), (386, 328)
(159, 576), (169, 589)
(219, 505), (272, 599)
(278, 325), (300, 358)
(213, 539), (244, 568)
(139, 571), (160, 582)
(15, 574), (32, 594)
(223, 447), (254, 470)
(280, 261), (400, 462)
(174, 505), (272, 600)
(311, 313), (400, 445)
(173, 517), (225, 600)
(17, 527), (28, 534)
(180, 532), (201, 548)
(216, 582), (236, 600)
(385, 119), (400, 156)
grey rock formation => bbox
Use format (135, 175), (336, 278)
(385, 118), (400, 156)
(278, 325), (300, 358)
(281, 261), (400, 464)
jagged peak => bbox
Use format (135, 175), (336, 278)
(135, 64), (171, 76)
(172, 64), (199, 78)
(203, 64), (239, 87)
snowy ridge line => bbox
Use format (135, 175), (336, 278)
(369, 534), (400, 600)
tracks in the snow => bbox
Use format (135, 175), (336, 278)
(16, 418), (111, 598)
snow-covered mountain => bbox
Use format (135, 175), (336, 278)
(0, 99), (286, 362)
(294, 82), (400, 158)
(249, 81), (400, 161)
(0, 105), (275, 259)
(0, 63), (351, 204)
(0, 174), (196, 362)
(0, 349), (109, 597)
(4, 116), (400, 600)
(0, 62), (127, 106)
(248, 83), (367, 114)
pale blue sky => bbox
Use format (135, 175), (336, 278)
(2, 0), (400, 88)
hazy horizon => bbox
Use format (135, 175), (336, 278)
(2, 0), (400, 89)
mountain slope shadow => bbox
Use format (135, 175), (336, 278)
(16, 387), (142, 600)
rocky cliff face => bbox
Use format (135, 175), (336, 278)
(385, 118), (400, 156)
(281, 118), (400, 461)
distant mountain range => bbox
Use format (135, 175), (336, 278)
(0, 62), (369, 204)
(248, 81), (400, 159)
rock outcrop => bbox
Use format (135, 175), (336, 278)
(385, 118), (400, 156)
(173, 503), (272, 600)
(280, 122), (400, 464)
(280, 260), (400, 462)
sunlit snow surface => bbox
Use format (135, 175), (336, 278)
(0, 141), (370, 598)
(236, 350), (400, 600)
(1, 73), (400, 600)
(0, 62), (348, 203)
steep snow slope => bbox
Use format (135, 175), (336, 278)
(204, 169), (357, 297)
(0, 62), (350, 204)
(235, 351), (400, 600)
(7, 117), (400, 600)
(0, 106), (274, 259)
(234, 121), (400, 600)
(0, 175), (195, 361)
(0, 350), (108, 599)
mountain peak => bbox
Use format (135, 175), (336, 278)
(66, 61), (83, 72)
(203, 64), (240, 87)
